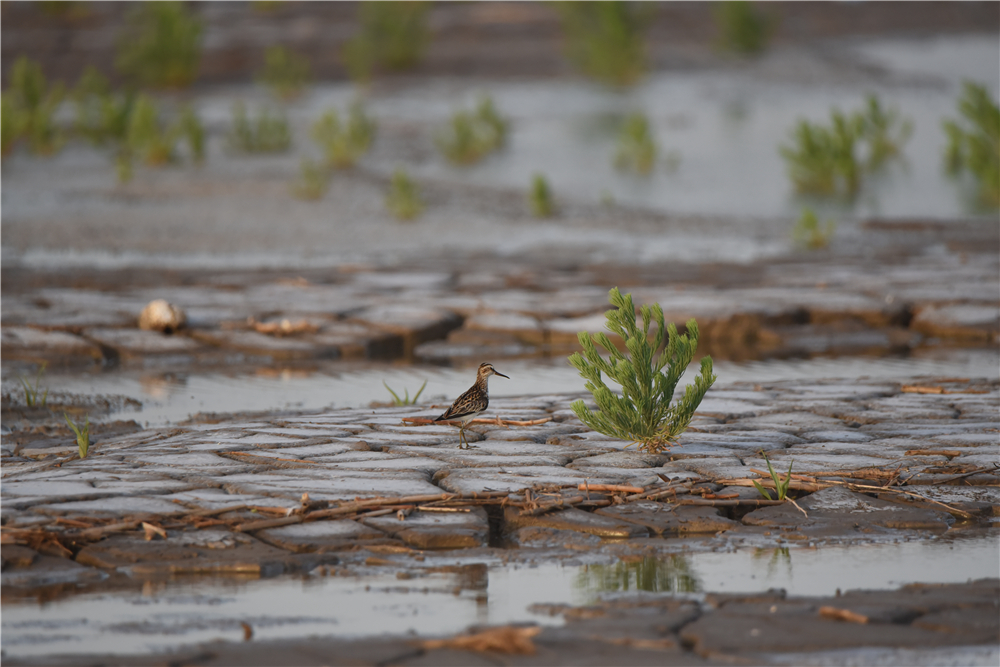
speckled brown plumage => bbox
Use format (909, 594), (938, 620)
(434, 362), (509, 448)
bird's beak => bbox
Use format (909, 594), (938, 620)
(494, 371), (510, 379)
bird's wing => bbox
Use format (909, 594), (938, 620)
(434, 386), (487, 421)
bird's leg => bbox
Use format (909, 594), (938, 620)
(458, 424), (467, 449)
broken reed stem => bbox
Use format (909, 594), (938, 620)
(677, 497), (788, 507)
(400, 416), (552, 427)
(521, 494), (586, 516)
(577, 483), (645, 494)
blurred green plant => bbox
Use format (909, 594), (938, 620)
(125, 94), (177, 166)
(311, 102), (377, 169)
(177, 104), (206, 163)
(18, 363), (49, 408)
(556, 1), (652, 87)
(714, 0), (773, 55)
(436, 95), (509, 165)
(227, 102), (292, 154)
(382, 379), (427, 406)
(780, 94), (911, 197)
(385, 168), (423, 220)
(569, 288), (717, 454)
(36, 1), (88, 18)
(792, 207), (836, 250)
(753, 451), (792, 501)
(614, 112), (657, 174)
(943, 81), (1000, 208)
(72, 66), (134, 147)
(2, 56), (66, 156)
(529, 173), (555, 217)
(116, 1), (203, 88)
(291, 158), (330, 200)
(343, 1), (430, 83)
(257, 46), (311, 100)
(64, 413), (91, 459)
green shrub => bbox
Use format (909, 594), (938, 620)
(343, 1), (430, 83)
(436, 95), (509, 165)
(227, 102), (292, 153)
(291, 158), (329, 200)
(792, 207), (836, 250)
(3, 56), (65, 155)
(116, 1), (203, 88)
(555, 1), (652, 87)
(257, 46), (311, 100)
(714, 1), (773, 55)
(780, 95), (911, 197)
(569, 288), (716, 454)
(385, 169), (423, 220)
(529, 173), (555, 217)
(311, 102), (376, 168)
(614, 112), (657, 174)
(943, 81), (1000, 208)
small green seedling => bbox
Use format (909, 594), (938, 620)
(529, 173), (555, 217)
(383, 379), (427, 406)
(943, 81), (1000, 208)
(257, 45), (311, 100)
(343, 1), (430, 83)
(556, 1), (651, 87)
(65, 413), (91, 459)
(714, 0), (773, 55)
(291, 158), (329, 200)
(753, 451), (793, 501)
(227, 102), (292, 154)
(792, 207), (836, 250)
(311, 102), (377, 169)
(385, 169), (423, 220)
(18, 363), (49, 408)
(569, 288), (717, 454)
(614, 112), (657, 175)
(116, 0), (203, 88)
(3, 56), (65, 156)
(436, 95), (509, 165)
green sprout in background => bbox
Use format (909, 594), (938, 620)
(227, 101), (292, 154)
(382, 379), (427, 406)
(529, 173), (555, 217)
(943, 81), (1000, 208)
(556, 1), (652, 88)
(257, 45), (311, 100)
(2, 56), (65, 156)
(569, 287), (717, 454)
(614, 112), (657, 175)
(753, 451), (793, 501)
(343, 1), (430, 83)
(72, 66), (134, 147)
(780, 94), (912, 198)
(436, 95), (509, 165)
(714, 0), (773, 55)
(18, 363), (49, 408)
(291, 158), (329, 200)
(311, 102), (377, 169)
(792, 207), (836, 250)
(385, 168), (423, 220)
(116, 0), (203, 89)
(65, 413), (91, 459)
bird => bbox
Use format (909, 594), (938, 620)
(434, 362), (509, 449)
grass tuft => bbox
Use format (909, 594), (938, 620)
(556, 1), (652, 87)
(257, 46), (311, 100)
(65, 413), (91, 459)
(714, 1), (773, 55)
(343, 1), (430, 83)
(383, 379), (427, 406)
(116, 1), (203, 89)
(385, 169), (423, 220)
(792, 207), (836, 250)
(614, 112), (657, 175)
(753, 451), (793, 501)
(943, 81), (1000, 208)
(311, 102), (377, 169)
(227, 102), (292, 154)
(436, 95), (509, 165)
(529, 173), (555, 217)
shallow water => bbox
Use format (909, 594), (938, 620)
(2, 530), (996, 658)
(23, 347), (999, 428)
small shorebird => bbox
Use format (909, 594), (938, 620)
(434, 362), (509, 449)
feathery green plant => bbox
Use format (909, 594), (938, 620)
(943, 81), (1000, 208)
(3, 56), (65, 156)
(311, 102), (376, 169)
(529, 173), (555, 217)
(257, 46), (311, 100)
(385, 169), (423, 220)
(792, 207), (836, 250)
(569, 288), (716, 454)
(383, 379), (427, 406)
(291, 158), (329, 200)
(753, 451), (792, 501)
(126, 94), (177, 166)
(227, 102), (291, 153)
(343, 1), (430, 83)
(556, 1), (652, 87)
(116, 1), (203, 89)
(64, 413), (91, 459)
(714, 1), (773, 55)
(72, 66), (134, 147)
(18, 363), (49, 408)
(614, 112), (657, 174)
(436, 95), (509, 165)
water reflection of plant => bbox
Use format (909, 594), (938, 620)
(556, 1), (652, 87)
(576, 555), (700, 594)
(752, 547), (792, 581)
(116, 1), (203, 89)
(943, 81), (1000, 208)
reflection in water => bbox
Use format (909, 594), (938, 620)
(753, 547), (793, 581)
(575, 555), (700, 594)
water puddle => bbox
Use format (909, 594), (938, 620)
(2, 531), (996, 658)
(21, 347), (999, 428)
